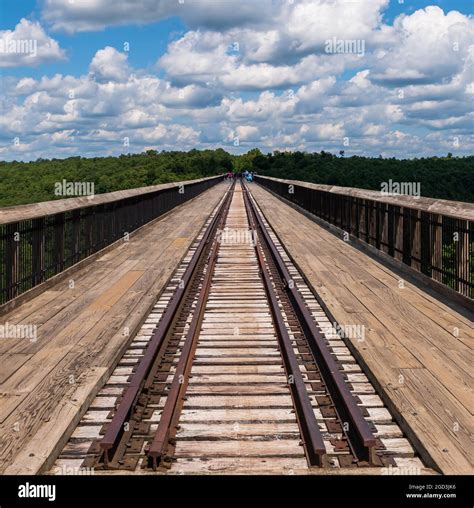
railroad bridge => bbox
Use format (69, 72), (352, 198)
(0, 176), (472, 476)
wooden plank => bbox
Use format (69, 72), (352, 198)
(182, 395), (293, 408)
(198, 334), (277, 340)
(179, 408), (298, 422)
(190, 365), (285, 374)
(0, 393), (24, 425)
(49, 458), (91, 475)
(3, 367), (108, 475)
(186, 384), (289, 394)
(0, 354), (31, 384)
(172, 457), (309, 474)
(192, 357), (281, 365)
(184, 374), (288, 384)
(357, 278), (472, 412)
(196, 341), (278, 347)
(174, 439), (304, 457)
(86, 271), (144, 311)
(1, 346), (72, 394)
(193, 348), (279, 356)
(386, 368), (473, 474)
(0, 258), (142, 356)
(70, 425), (102, 439)
(373, 424), (403, 438)
(380, 438), (414, 457)
(177, 422), (300, 439)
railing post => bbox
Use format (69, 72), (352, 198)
(339, 195), (344, 229)
(54, 213), (65, 274)
(364, 201), (370, 243)
(387, 205), (394, 257)
(411, 209), (421, 271)
(456, 219), (470, 296)
(431, 214), (443, 283)
(349, 198), (355, 236)
(355, 199), (360, 238)
(470, 222), (474, 299)
(84, 210), (94, 257)
(420, 211), (431, 277)
(394, 206), (403, 262)
(402, 208), (412, 266)
(72, 210), (81, 264)
(375, 202), (381, 250)
(5, 222), (20, 301)
(347, 196), (352, 232)
(356, 199), (362, 239)
(32, 217), (45, 286)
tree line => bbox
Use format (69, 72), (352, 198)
(250, 151), (474, 203)
(0, 148), (472, 207)
(0, 149), (231, 207)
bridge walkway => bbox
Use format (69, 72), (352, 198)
(249, 183), (473, 475)
(0, 183), (228, 474)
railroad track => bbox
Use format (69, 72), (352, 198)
(52, 181), (421, 474)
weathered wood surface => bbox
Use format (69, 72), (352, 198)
(49, 184), (433, 475)
(0, 183), (227, 474)
(250, 183), (474, 475)
(172, 187), (306, 473)
(48, 456), (434, 476)
(257, 176), (474, 221)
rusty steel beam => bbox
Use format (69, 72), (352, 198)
(242, 182), (377, 464)
(147, 210), (226, 469)
(99, 181), (234, 467)
(243, 185), (326, 467)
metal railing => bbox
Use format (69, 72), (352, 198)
(0, 176), (222, 305)
(256, 176), (474, 299)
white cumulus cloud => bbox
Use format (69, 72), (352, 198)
(0, 18), (66, 68)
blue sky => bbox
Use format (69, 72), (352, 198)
(0, 0), (473, 160)
(0, 1), (186, 79)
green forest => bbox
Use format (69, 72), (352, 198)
(247, 150), (474, 203)
(0, 148), (473, 207)
(0, 149), (232, 207)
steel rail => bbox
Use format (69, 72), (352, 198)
(99, 181), (235, 467)
(242, 182), (377, 464)
(146, 202), (228, 469)
(242, 183), (327, 466)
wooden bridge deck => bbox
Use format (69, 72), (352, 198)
(249, 184), (473, 475)
(0, 181), (472, 476)
(0, 183), (227, 474)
